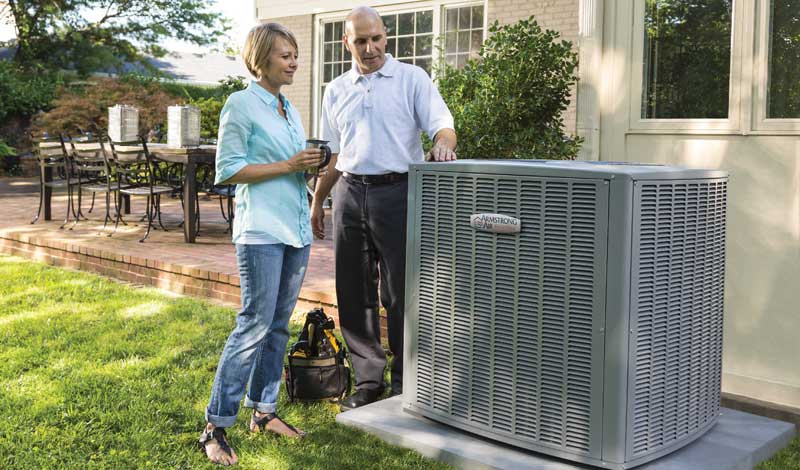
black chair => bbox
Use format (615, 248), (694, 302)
(30, 133), (80, 228)
(193, 162), (236, 235)
(106, 136), (180, 242)
(67, 135), (115, 231)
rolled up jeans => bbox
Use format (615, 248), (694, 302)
(205, 243), (310, 428)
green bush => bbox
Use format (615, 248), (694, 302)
(0, 62), (62, 122)
(435, 17), (581, 160)
(185, 76), (247, 139)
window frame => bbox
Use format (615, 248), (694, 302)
(627, 0), (746, 134)
(311, 0), (487, 136)
(752, 0), (800, 133)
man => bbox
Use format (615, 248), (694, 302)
(311, 6), (457, 410)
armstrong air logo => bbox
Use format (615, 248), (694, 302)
(469, 213), (521, 234)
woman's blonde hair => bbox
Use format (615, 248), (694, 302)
(242, 23), (298, 79)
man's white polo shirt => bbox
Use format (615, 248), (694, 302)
(320, 54), (454, 175)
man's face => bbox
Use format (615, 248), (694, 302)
(343, 15), (387, 74)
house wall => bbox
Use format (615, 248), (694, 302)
(258, 0), (580, 136)
(595, 0), (800, 409)
(260, 14), (315, 134)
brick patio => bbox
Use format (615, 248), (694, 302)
(0, 177), (339, 318)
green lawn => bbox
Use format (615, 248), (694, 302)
(1, 254), (796, 469)
(0, 255), (450, 469)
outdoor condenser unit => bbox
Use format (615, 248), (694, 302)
(403, 160), (727, 469)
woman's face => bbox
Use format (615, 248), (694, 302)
(263, 36), (298, 86)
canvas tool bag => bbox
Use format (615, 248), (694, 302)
(285, 308), (351, 402)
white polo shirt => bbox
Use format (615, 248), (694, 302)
(320, 54), (454, 175)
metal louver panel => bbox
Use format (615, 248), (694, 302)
(629, 180), (727, 458)
(412, 173), (607, 458)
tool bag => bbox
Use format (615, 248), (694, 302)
(285, 308), (351, 402)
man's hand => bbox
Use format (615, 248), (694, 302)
(426, 128), (458, 162)
(311, 202), (326, 239)
(426, 142), (457, 162)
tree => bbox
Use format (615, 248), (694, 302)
(1, 0), (228, 76)
(435, 17), (581, 160)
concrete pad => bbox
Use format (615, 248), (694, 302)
(336, 396), (796, 470)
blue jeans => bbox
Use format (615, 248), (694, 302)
(205, 243), (310, 428)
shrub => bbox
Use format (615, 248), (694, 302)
(0, 62), (62, 122)
(186, 76), (247, 140)
(0, 139), (20, 177)
(435, 17), (581, 160)
(33, 78), (177, 138)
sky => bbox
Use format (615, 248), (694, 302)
(0, 1), (256, 55)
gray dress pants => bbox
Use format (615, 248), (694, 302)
(333, 175), (407, 392)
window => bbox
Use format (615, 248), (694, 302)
(444, 5), (484, 68)
(382, 10), (434, 74)
(313, 2), (487, 135)
(640, 0), (733, 119)
(320, 21), (353, 107)
(766, 0), (800, 119)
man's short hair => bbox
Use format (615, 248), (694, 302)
(242, 23), (298, 79)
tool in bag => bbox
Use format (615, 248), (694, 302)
(285, 308), (351, 402)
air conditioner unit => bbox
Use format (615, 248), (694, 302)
(403, 160), (727, 469)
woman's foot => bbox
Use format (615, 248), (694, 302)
(199, 424), (238, 466)
(250, 411), (306, 438)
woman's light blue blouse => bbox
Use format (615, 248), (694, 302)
(214, 81), (312, 247)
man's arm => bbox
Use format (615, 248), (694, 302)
(427, 128), (457, 162)
(310, 152), (341, 239)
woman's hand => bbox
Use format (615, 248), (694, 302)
(286, 148), (325, 173)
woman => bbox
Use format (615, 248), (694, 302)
(199, 23), (325, 466)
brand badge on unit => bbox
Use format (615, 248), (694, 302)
(469, 213), (521, 234)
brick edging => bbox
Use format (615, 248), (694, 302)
(0, 231), (339, 320)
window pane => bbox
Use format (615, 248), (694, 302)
(398, 36), (414, 58)
(333, 21), (343, 40)
(472, 6), (484, 28)
(343, 62), (351, 73)
(446, 9), (458, 31)
(459, 7), (471, 30)
(641, 0), (732, 119)
(458, 31), (470, 53)
(324, 43), (333, 63)
(416, 34), (433, 56)
(325, 23), (334, 42)
(416, 58), (432, 75)
(333, 62), (342, 78)
(399, 13), (414, 35)
(446, 53), (458, 68)
(399, 58), (414, 65)
(457, 53), (467, 69)
(767, 0), (800, 118)
(333, 43), (342, 61)
(324, 64), (333, 82)
(387, 38), (397, 56)
(383, 15), (397, 36)
(416, 10), (433, 33)
(445, 32), (457, 53)
(344, 47), (352, 61)
(471, 31), (483, 53)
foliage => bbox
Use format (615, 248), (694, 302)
(641, 0), (733, 118)
(0, 61), (62, 122)
(0, 140), (15, 158)
(187, 76), (247, 139)
(0, 255), (451, 469)
(33, 78), (177, 137)
(2, 0), (228, 76)
(434, 17), (581, 160)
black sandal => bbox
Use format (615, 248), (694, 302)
(250, 412), (307, 438)
(198, 427), (234, 461)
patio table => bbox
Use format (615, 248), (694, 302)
(41, 142), (217, 243)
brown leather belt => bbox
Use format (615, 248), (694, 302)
(343, 172), (408, 185)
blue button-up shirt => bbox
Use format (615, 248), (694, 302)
(214, 81), (312, 247)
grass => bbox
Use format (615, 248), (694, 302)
(758, 435), (800, 469)
(0, 255), (451, 469)
(2, 254), (797, 469)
